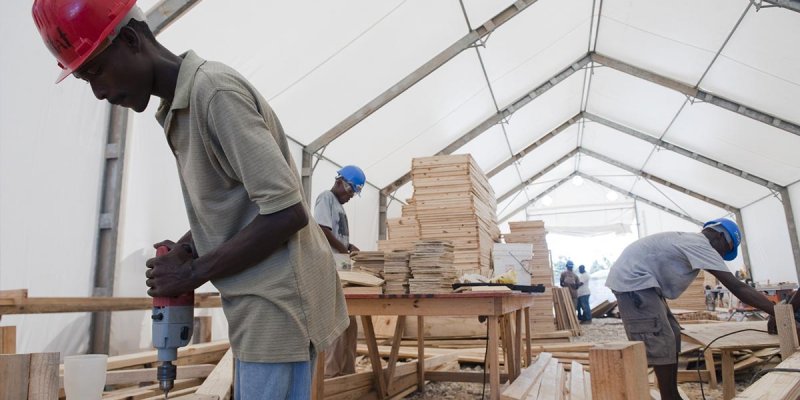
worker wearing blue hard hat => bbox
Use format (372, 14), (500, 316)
(313, 165), (365, 378)
(605, 217), (777, 400)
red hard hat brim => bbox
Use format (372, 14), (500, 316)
(55, 67), (72, 84)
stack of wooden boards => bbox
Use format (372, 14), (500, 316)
(590, 300), (618, 319)
(380, 154), (500, 276)
(383, 251), (411, 294)
(351, 251), (385, 278)
(408, 240), (457, 294)
(504, 220), (556, 333)
(337, 270), (384, 295)
(553, 287), (582, 337)
(501, 352), (591, 400)
(667, 270), (707, 311)
(380, 202), (419, 252)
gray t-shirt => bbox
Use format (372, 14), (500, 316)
(605, 232), (729, 299)
(314, 190), (349, 249)
(154, 51), (348, 363)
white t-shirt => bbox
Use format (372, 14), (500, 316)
(577, 272), (591, 297)
(605, 232), (729, 299)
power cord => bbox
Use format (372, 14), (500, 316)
(696, 329), (768, 400)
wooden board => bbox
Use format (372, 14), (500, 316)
(681, 321), (778, 350)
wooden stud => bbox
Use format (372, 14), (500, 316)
(500, 352), (551, 400)
(704, 347), (718, 389)
(0, 353), (31, 399)
(488, 316), (500, 400)
(776, 303), (799, 360)
(589, 342), (649, 400)
(192, 316), (213, 344)
(361, 315), (388, 399)
(523, 307), (532, 367)
(385, 316), (406, 394)
(27, 352), (59, 400)
(312, 351), (325, 400)
(194, 348), (233, 400)
(417, 316), (425, 393)
(0, 326), (15, 354)
(514, 310), (522, 374)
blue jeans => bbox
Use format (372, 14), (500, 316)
(577, 295), (592, 321)
(235, 348), (317, 400)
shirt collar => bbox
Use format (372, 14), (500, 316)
(156, 50), (206, 126)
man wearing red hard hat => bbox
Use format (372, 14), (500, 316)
(32, 1), (349, 398)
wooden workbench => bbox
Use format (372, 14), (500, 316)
(340, 292), (537, 400)
(681, 321), (778, 400)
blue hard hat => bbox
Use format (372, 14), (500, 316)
(337, 165), (366, 194)
(704, 218), (741, 261)
(566, 260), (574, 268)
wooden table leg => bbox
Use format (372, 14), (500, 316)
(524, 307), (532, 367)
(385, 316), (406, 395)
(417, 316), (425, 393)
(500, 316), (514, 381)
(514, 310), (522, 376)
(311, 350), (325, 400)
(488, 315), (500, 400)
(361, 315), (387, 399)
(704, 348), (718, 389)
(722, 349), (735, 400)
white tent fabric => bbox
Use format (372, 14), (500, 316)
(2, 0), (800, 356)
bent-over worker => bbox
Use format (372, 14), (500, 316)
(606, 218), (776, 400)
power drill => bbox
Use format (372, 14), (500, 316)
(152, 245), (195, 399)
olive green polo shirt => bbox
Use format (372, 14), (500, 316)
(155, 51), (348, 362)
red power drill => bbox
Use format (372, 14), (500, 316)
(152, 245), (195, 399)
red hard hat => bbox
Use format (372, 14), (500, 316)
(32, 0), (137, 83)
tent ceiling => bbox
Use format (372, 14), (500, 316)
(148, 0), (800, 224)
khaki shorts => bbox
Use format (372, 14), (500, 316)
(614, 288), (681, 365)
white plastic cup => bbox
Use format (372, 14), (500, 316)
(63, 354), (108, 400)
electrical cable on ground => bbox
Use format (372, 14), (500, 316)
(695, 328), (768, 400)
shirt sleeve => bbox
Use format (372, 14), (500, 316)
(678, 234), (730, 273)
(314, 191), (335, 229)
(206, 90), (302, 215)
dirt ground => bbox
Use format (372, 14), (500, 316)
(393, 318), (764, 400)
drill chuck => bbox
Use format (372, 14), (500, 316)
(157, 361), (176, 392)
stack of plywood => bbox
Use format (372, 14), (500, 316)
(410, 155), (500, 275)
(383, 251), (411, 294)
(668, 271), (706, 311)
(378, 204), (419, 252)
(408, 240), (457, 294)
(504, 220), (556, 333)
(351, 251), (385, 278)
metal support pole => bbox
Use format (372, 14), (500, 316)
(779, 188), (800, 282)
(633, 200), (642, 239)
(88, 105), (128, 354)
(378, 194), (388, 240)
(733, 209), (753, 279)
(301, 150), (313, 205)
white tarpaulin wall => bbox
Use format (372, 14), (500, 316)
(2, 0), (800, 356)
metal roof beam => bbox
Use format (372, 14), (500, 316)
(578, 148), (739, 212)
(762, 0), (800, 13)
(146, 0), (202, 35)
(306, 0), (541, 155)
(498, 174), (574, 224)
(591, 53), (800, 138)
(584, 112), (783, 190)
(496, 148), (579, 204)
(487, 114), (583, 178)
(382, 55), (591, 195)
(578, 173), (703, 225)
